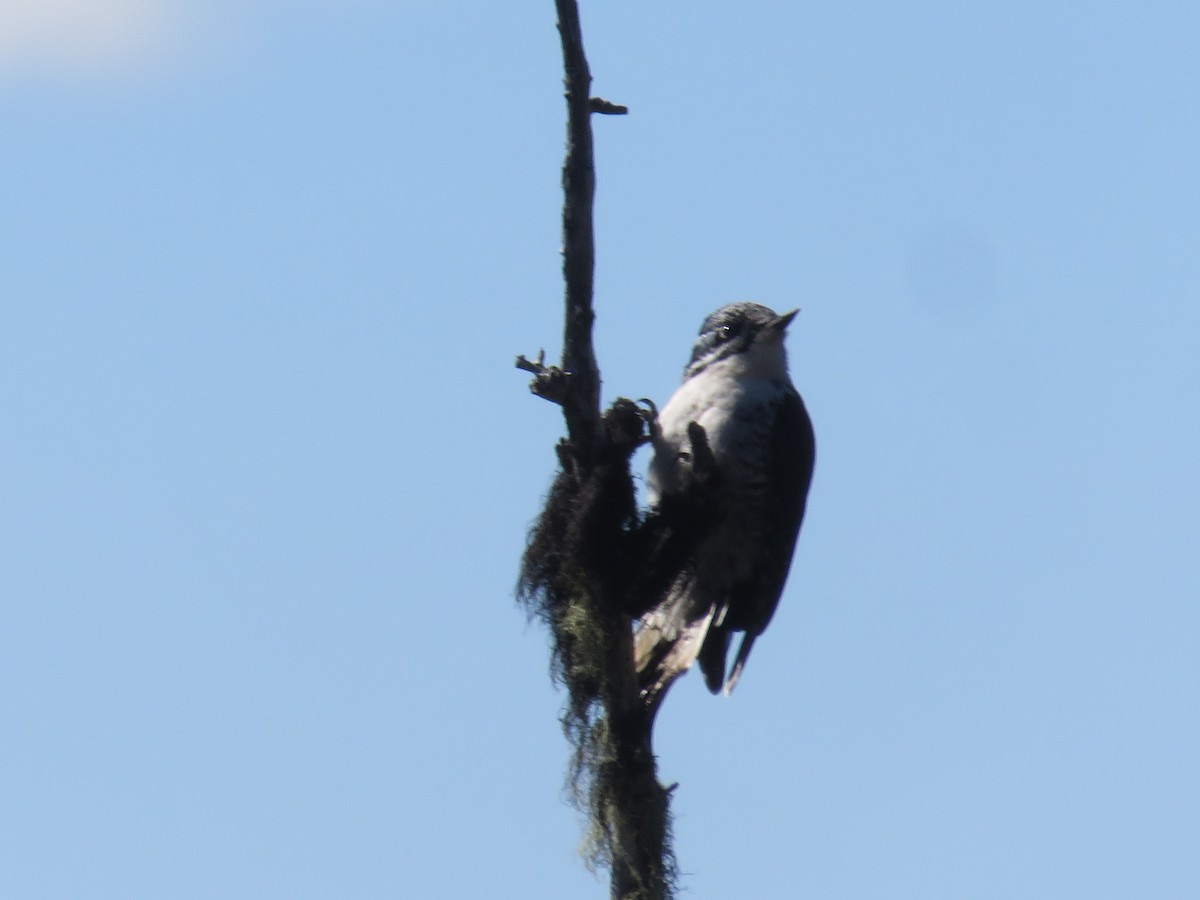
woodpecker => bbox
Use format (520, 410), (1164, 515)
(635, 302), (815, 707)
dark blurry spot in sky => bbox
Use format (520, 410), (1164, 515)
(905, 226), (997, 320)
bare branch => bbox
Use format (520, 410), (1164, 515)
(590, 97), (629, 115)
(514, 350), (547, 374)
(555, 0), (603, 459)
(517, 5), (675, 899)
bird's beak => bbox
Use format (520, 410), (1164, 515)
(771, 309), (799, 332)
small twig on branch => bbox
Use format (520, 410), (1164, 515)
(515, 351), (572, 406)
(514, 349), (547, 374)
(590, 97), (629, 115)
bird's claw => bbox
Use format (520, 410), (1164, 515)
(634, 398), (660, 443)
(636, 397), (659, 425)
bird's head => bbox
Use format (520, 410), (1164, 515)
(683, 302), (798, 380)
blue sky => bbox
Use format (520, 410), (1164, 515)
(2, 2), (1198, 898)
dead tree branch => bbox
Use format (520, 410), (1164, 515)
(515, 3), (676, 899)
(555, 0), (602, 456)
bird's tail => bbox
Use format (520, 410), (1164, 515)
(722, 632), (758, 695)
(633, 596), (715, 717)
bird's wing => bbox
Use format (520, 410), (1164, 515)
(635, 386), (815, 704)
(721, 387), (815, 693)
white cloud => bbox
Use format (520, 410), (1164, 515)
(0, 0), (392, 81)
(0, 0), (179, 75)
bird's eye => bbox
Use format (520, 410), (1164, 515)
(715, 322), (739, 343)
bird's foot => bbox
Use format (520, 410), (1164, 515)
(636, 398), (660, 440)
(603, 398), (651, 453)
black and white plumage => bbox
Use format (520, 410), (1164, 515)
(635, 303), (815, 707)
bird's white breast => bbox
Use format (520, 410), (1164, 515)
(647, 350), (790, 503)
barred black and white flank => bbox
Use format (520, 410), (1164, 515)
(635, 303), (815, 708)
